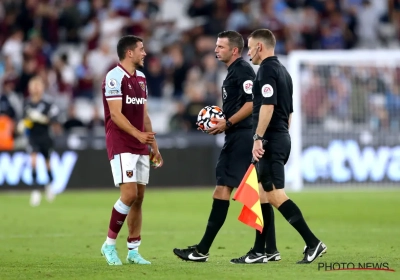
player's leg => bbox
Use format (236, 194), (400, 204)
(126, 154), (151, 264)
(28, 150), (42, 207)
(101, 153), (139, 265)
(173, 143), (232, 262)
(30, 152), (38, 184)
(41, 142), (55, 202)
(264, 134), (326, 264)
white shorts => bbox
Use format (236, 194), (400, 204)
(110, 153), (150, 187)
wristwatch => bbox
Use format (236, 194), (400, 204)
(226, 120), (233, 129)
(253, 134), (263, 141)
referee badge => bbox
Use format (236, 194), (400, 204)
(261, 84), (273, 98)
(243, 80), (253, 94)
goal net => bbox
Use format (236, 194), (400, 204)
(286, 50), (400, 191)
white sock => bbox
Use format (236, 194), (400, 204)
(127, 239), (141, 250)
(106, 237), (116, 245)
(114, 198), (131, 214)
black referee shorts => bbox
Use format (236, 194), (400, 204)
(27, 136), (54, 160)
(216, 129), (252, 188)
(257, 132), (291, 192)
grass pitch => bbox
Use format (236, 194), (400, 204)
(0, 188), (399, 280)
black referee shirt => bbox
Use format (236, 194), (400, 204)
(221, 57), (255, 133)
(252, 56), (293, 135)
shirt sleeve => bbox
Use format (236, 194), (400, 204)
(48, 103), (60, 122)
(258, 67), (277, 106)
(104, 70), (124, 99)
(239, 72), (255, 102)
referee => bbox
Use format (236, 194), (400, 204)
(232, 29), (327, 264)
(173, 31), (279, 262)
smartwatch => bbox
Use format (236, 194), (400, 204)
(253, 134), (263, 141)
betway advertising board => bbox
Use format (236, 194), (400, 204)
(1, 132), (399, 192)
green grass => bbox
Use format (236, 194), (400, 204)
(0, 188), (399, 280)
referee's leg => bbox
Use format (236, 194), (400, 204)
(261, 143), (327, 264)
(173, 147), (232, 262)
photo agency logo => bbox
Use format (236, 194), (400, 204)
(318, 262), (395, 272)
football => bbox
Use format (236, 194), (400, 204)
(197, 105), (225, 131)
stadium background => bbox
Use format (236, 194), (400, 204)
(1, 0), (400, 191)
(1, 1), (400, 279)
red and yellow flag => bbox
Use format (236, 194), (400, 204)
(233, 164), (264, 233)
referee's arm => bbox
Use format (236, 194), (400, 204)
(228, 79), (254, 125)
(255, 71), (277, 137)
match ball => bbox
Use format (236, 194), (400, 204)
(197, 105), (225, 131)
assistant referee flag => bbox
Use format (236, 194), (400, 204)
(233, 163), (264, 233)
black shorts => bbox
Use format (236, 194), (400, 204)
(216, 129), (252, 188)
(257, 132), (291, 192)
(27, 136), (54, 159)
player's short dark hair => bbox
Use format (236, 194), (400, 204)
(217, 30), (244, 54)
(117, 35), (143, 60)
(248, 29), (276, 49)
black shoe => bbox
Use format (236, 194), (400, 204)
(230, 249), (268, 264)
(173, 245), (209, 262)
(297, 242), (327, 264)
(266, 251), (281, 261)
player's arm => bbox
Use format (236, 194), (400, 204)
(143, 102), (157, 149)
(28, 105), (50, 124)
(105, 73), (154, 144)
(108, 99), (154, 144)
(143, 93), (163, 167)
(47, 104), (63, 135)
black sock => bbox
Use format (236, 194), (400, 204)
(47, 170), (53, 183)
(278, 199), (319, 248)
(32, 170), (37, 184)
(197, 199), (229, 254)
(264, 204), (278, 254)
(253, 203), (273, 254)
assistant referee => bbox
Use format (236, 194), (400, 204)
(231, 29), (327, 264)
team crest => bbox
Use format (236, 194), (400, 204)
(138, 81), (146, 91)
(126, 170), (133, 178)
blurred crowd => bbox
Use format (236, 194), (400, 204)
(301, 64), (400, 132)
(0, 0), (400, 148)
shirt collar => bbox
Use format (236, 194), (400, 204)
(228, 57), (243, 71)
(260, 56), (278, 66)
